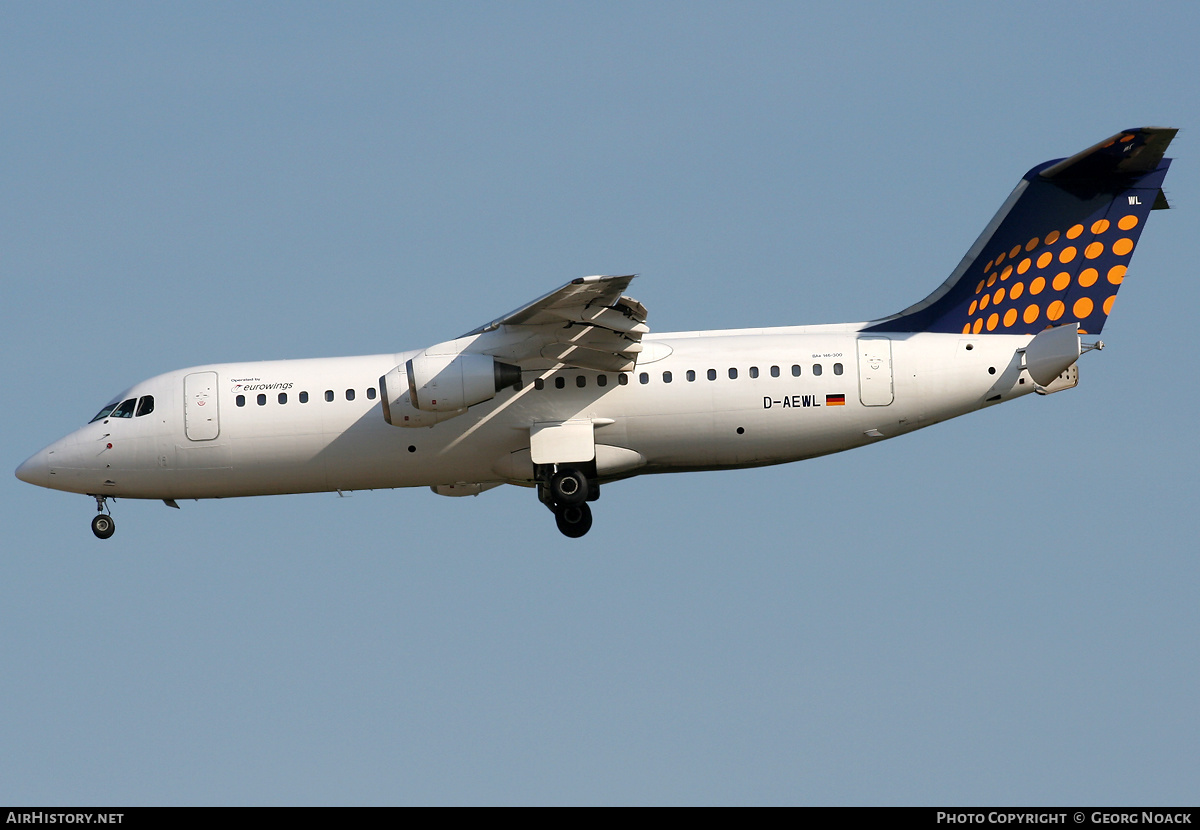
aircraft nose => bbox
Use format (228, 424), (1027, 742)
(15, 449), (52, 488)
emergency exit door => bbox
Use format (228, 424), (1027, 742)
(184, 371), (220, 440)
(857, 337), (894, 406)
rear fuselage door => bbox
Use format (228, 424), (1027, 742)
(183, 371), (220, 440)
(857, 337), (894, 406)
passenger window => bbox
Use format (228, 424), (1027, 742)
(687, 370), (696, 382)
(707, 369), (716, 381)
(136, 396), (155, 417)
(770, 365), (780, 378)
(728, 368), (738, 379)
(663, 371), (672, 383)
(278, 393), (287, 404)
(236, 395), (246, 407)
(618, 373), (629, 386)
(555, 377), (565, 389)
(749, 366), (759, 378)
(597, 374), (608, 387)
(813, 364), (823, 376)
(345, 389), (355, 401)
(534, 378), (545, 391)
(639, 373), (649, 384)
(299, 391), (309, 403)
(367, 387), (377, 400)
(577, 375), (587, 388)
(257, 394), (266, 406)
(112, 399), (136, 418)
(791, 364), (801, 377)
(325, 390), (334, 402)
(833, 363), (843, 375)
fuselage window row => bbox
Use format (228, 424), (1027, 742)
(234, 388), (377, 408)
(541, 365), (840, 389)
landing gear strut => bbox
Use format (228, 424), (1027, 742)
(90, 495), (115, 540)
(538, 464), (597, 538)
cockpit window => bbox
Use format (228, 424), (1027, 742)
(111, 399), (137, 418)
(135, 396), (155, 417)
(89, 402), (120, 423)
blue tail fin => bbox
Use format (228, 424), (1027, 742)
(866, 127), (1176, 335)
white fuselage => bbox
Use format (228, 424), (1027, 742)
(20, 325), (1043, 501)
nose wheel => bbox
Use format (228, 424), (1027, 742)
(90, 495), (115, 539)
(91, 513), (116, 539)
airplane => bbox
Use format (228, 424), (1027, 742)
(15, 127), (1176, 540)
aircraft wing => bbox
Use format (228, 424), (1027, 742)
(461, 275), (649, 372)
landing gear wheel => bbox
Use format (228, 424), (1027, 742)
(91, 513), (115, 540)
(549, 468), (589, 506)
(554, 503), (592, 538)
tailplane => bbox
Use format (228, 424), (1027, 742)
(866, 127), (1176, 335)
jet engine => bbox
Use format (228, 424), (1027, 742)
(380, 352), (521, 427)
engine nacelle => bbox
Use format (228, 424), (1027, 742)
(379, 352), (521, 427)
(380, 370), (465, 427)
(406, 352), (521, 412)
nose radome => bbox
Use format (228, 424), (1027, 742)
(15, 450), (51, 488)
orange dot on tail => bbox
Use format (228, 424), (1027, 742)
(1052, 272), (1071, 291)
(1010, 282), (1024, 300)
(1103, 295), (1116, 315)
(1066, 224), (1084, 240)
(1079, 268), (1098, 287)
(1047, 300), (1065, 321)
(1107, 265), (1126, 284)
(1113, 238), (1134, 256)
(1044, 230), (1061, 245)
(1073, 297), (1094, 318)
(987, 313), (999, 331)
(1118, 215), (1139, 231)
(1085, 242), (1104, 259)
(1024, 304), (1040, 324)
(1091, 219), (1110, 235)
(1003, 308), (1018, 327)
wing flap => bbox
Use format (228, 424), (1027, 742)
(463, 274), (649, 371)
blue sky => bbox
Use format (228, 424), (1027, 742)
(3, 2), (1198, 805)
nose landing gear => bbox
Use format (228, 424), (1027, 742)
(538, 464), (597, 538)
(90, 495), (115, 539)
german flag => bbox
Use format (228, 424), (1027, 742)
(826, 394), (846, 406)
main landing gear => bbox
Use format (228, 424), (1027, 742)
(538, 465), (597, 538)
(90, 495), (115, 539)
